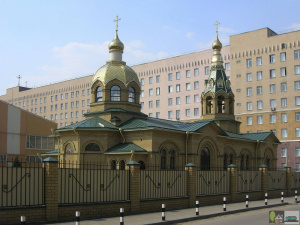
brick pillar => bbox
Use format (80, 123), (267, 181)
(185, 163), (196, 207)
(259, 165), (268, 198)
(284, 166), (292, 196)
(43, 157), (58, 222)
(228, 164), (237, 202)
(127, 161), (140, 213)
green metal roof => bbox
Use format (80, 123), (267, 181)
(40, 150), (59, 155)
(225, 131), (280, 143)
(57, 116), (118, 130)
(105, 143), (147, 153)
(85, 108), (147, 117)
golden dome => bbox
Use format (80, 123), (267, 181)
(92, 62), (140, 87)
(109, 32), (124, 53)
(212, 35), (222, 50)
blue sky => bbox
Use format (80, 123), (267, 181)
(0, 0), (299, 95)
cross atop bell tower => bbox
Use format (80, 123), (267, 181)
(114, 15), (121, 32)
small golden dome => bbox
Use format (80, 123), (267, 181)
(109, 32), (124, 52)
(212, 35), (222, 50)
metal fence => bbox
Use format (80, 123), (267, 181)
(291, 172), (300, 189)
(58, 161), (130, 204)
(0, 160), (44, 208)
(196, 168), (229, 196)
(237, 170), (262, 192)
(268, 170), (286, 190)
(140, 166), (187, 200)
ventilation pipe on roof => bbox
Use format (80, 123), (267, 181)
(186, 132), (190, 165)
(119, 128), (125, 143)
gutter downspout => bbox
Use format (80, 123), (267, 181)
(119, 128), (125, 143)
(186, 132), (189, 165)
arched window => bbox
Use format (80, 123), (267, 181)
(161, 149), (166, 170)
(96, 86), (103, 102)
(138, 161), (146, 170)
(170, 150), (175, 169)
(246, 155), (249, 170)
(65, 143), (74, 154)
(128, 87), (135, 103)
(111, 160), (117, 170)
(240, 155), (244, 170)
(229, 154), (234, 165)
(201, 147), (210, 170)
(217, 95), (225, 113)
(119, 160), (125, 170)
(110, 85), (121, 101)
(206, 97), (213, 114)
(223, 154), (227, 170)
(85, 143), (100, 151)
(265, 157), (270, 168)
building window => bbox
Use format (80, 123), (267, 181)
(280, 52), (286, 62)
(270, 69), (276, 78)
(156, 75), (160, 83)
(246, 73), (252, 82)
(149, 77), (153, 84)
(149, 88), (153, 96)
(296, 163), (300, 172)
(257, 86), (262, 95)
(176, 97), (180, 105)
(247, 102), (252, 111)
(186, 95), (190, 104)
(176, 84), (180, 92)
(280, 67), (286, 77)
(51, 96), (53, 102)
(296, 96), (300, 106)
(270, 84), (276, 93)
(76, 91), (79, 97)
(176, 72), (181, 80)
(257, 71), (262, 80)
(140, 90), (144, 98)
(71, 92), (74, 98)
(82, 90), (85, 96)
(295, 65), (300, 75)
(270, 114), (276, 123)
(294, 81), (300, 90)
(281, 129), (288, 138)
(148, 113), (153, 117)
(205, 66), (209, 75)
(141, 78), (144, 86)
(236, 74), (241, 78)
(281, 148), (287, 157)
(269, 54), (275, 63)
(186, 83), (191, 91)
(168, 111), (173, 119)
(194, 94), (199, 103)
(194, 108), (199, 116)
(194, 81), (199, 90)
(247, 117), (252, 125)
(176, 110), (180, 120)
(281, 113), (287, 122)
(246, 58), (252, 67)
(141, 102), (144, 109)
(186, 70), (190, 78)
(149, 101), (153, 108)
(87, 89), (90, 95)
(281, 82), (287, 92)
(168, 73), (173, 81)
(296, 128), (300, 137)
(257, 115), (263, 124)
(65, 93), (68, 99)
(60, 103), (63, 110)
(225, 63), (230, 71)
(270, 99), (276, 108)
(295, 148), (300, 157)
(161, 149), (166, 169)
(168, 98), (173, 106)
(246, 87), (252, 96)
(168, 85), (173, 93)
(281, 98), (287, 108)
(156, 87), (160, 95)
(65, 113), (68, 119)
(194, 68), (199, 76)
(256, 57), (262, 66)
(257, 100), (263, 110)
(294, 50), (300, 59)
(156, 100), (160, 108)
(156, 112), (160, 118)
(128, 87), (135, 103)
(65, 103), (68, 109)
(296, 112), (300, 121)
(96, 86), (103, 102)
(60, 94), (63, 100)
(110, 85), (121, 101)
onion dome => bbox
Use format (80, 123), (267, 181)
(109, 32), (124, 53)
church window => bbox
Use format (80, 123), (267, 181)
(128, 87), (135, 103)
(201, 147), (210, 170)
(139, 161), (146, 170)
(161, 149), (166, 169)
(85, 143), (100, 151)
(223, 154), (227, 170)
(170, 150), (175, 169)
(111, 85), (121, 101)
(96, 86), (103, 102)
(119, 160), (126, 170)
(111, 160), (117, 170)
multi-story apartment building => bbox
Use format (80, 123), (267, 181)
(0, 27), (299, 171)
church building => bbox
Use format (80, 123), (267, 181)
(54, 19), (280, 170)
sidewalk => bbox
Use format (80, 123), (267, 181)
(52, 197), (298, 225)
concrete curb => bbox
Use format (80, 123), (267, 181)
(146, 202), (290, 225)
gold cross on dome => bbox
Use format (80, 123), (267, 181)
(114, 15), (121, 32)
(214, 20), (220, 34)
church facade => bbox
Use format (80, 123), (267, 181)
(54, 21), (280, 170)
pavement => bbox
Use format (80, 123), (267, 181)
(51, 196), (298, 225)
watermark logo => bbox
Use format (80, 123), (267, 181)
(269, 211), (299, 224)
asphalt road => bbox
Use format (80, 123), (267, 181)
(177, 204), (300, 225)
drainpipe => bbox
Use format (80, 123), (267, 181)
(186, 132), (189, 165)
(256, 140), (260, 169)
(119, 128), (125, 143)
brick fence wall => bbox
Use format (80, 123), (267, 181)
(0, 160), (298, 224)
